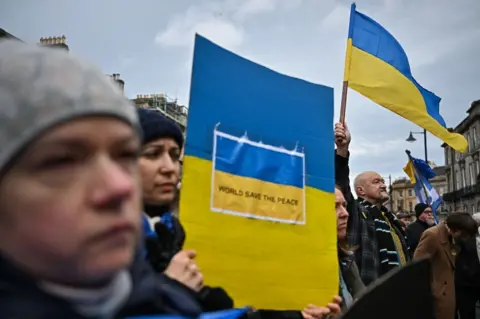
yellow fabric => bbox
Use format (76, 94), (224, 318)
(382, 212), (407, 266)
(403, 160), (417, 184)
(212, 170), (304, 224)
(180, 156), (338, 309)
(345, 42), (467, 153)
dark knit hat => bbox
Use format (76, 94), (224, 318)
(415, 203), (429, 218)
(136, 108), (184, 149)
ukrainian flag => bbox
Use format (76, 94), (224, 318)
(344, 3), (467, 153)
(403, 152), (441, 223)
(180, 35), (338, 309)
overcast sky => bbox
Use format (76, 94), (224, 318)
(2, 0), (479, 182)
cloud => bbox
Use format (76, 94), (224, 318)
(233, 0), (278, 20)
(154, 4), (245, 50)
(154, 0), (305, 50)
(349, 138), (406, 157)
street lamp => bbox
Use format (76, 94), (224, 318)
(406, 129), (428, 162)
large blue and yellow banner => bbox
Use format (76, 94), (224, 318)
(180, 35), (337, 309)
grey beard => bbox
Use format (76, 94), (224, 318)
(426, 219), (435, 226)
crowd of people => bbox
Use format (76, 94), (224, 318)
(0, 39), (479, 319)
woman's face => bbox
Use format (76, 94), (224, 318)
(139, 137), (181, 206)
(0, 117), (142, 287)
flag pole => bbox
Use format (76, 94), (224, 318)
(340, 3), (356, 124)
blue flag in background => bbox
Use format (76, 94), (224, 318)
(126, 307), (248, 319)
(404, 153), (442, 223)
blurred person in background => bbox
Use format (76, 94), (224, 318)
(397, 212), (412, 227)
(414, 212), (478, 319)
(0, 40), (202, 318)
(454, 213), (480, 319)
(407, 203), (435, 255)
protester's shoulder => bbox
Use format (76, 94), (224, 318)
(407, 221), (422, 232)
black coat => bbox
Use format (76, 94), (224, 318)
(406, 220), (431, 255)
(143, 206), (234, 312)
(0, 252), (202, 318)
(455, 236), (480, 290)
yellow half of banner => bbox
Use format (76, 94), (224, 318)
(181, 156), (337, 310)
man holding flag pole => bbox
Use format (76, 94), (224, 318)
(337, 1), (467, 288)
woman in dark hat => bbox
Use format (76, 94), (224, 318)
(137, 108), (234, 311)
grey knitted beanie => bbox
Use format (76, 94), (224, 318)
(0, 39), (140, 173)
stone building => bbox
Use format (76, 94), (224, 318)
(132, 93), (187, 132)
(391, 166), (447, 215)
(443, 100), (480, 213)
(39, 35), (69, 51)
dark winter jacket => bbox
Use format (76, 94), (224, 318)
(0, 252), (202, 318)
(406, 219), (431, 255)
(143, 205), (234, 312)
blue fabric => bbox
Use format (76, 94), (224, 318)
(160, 212), (175, 232)
(126, 307), (248, 319)
(143, 215), (157, 238)
(214, 132), (304, 188)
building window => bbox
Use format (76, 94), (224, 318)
(461, 167), (467, 188)
(456, 170), (461, 190)
(464, 204), (468, 212)
(398, 190), (403, 198)
(473, 127), (478, 148)
(409, 202), (413, 212)
(475, 158), (480, 182)
(470, 163), (476, 186)
(467, 132), (471, 152)
(408, 189), (412, 197)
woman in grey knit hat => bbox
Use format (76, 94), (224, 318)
(0, 39), (202, 318)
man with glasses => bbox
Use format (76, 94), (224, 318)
(406, 203), (435, 255)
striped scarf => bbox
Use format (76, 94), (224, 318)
(360, 199), (407, 276)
